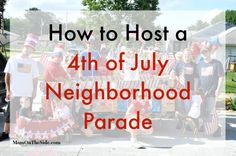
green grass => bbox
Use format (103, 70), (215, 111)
(226, 71), (236, 93)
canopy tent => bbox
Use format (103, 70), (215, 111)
(218, 27), (236, 45)
(190, 22), (234, 41)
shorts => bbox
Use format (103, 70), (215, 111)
(5, 97), (32, 123)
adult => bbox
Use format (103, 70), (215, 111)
(97, 46), (111, 76)
(196, 47), (224, 137)
(79, 37), (100, 77)
(0, 33), (39, 141)
(172, 49), (197, 129)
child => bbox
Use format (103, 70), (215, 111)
(19, 97), (32, 122)
(16, 97), (32, 130)
(125, 94), (153, 149)
(52, 98), (72, 120)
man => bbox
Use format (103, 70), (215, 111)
(0, 33), (39, 141)
(79, 37), (100, 77)
(196, 47), (224, 137)
(97, 46), (111, 76)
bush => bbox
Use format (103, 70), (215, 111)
(232, 97), (236, 110)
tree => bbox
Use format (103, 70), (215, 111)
(1, 0), (7, 31)
(0, 0), (7, 11)
(3, 18), (9, 31)
(24, 7), (60, 35)
(82, 0), (159, 10)
(211, 10), (236, 25)
(211, 12), (224, 25)
(225, 10), (236, 25)
(8, 7), (60, 37)
(10, 17), (29, 36)
(80, 0), (160, 51)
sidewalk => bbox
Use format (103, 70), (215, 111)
(0, 102), (235, 156)
(0, 136), (235, 156)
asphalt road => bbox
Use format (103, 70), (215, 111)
(226, 115), (236, 140)
(0, 112), (235, 140)
(0, 112), (235, 156)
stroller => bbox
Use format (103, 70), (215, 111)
(15, 95), (76, 143)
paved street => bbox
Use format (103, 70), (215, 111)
(0, 111), (235, 156)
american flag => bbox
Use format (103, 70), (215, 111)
(162, 52), (175, 75)
(175, 73), (186, 89)
(40, 53), (50, 67)
(204, 111), (219, 136)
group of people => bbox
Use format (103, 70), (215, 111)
(0, 33), (224, 149)
(0, 33), (40, 141)
(171, 45), (224, 137)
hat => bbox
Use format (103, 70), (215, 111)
(191, 42), (200, 57)
(51, 43), (65, 57)
(24, 33), (39, 50)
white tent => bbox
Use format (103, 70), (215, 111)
(218, 26), (236, 45)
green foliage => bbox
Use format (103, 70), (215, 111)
(226, 71), (236, 93)
(80, 0), (160, 50)
(3, 18), (10, 31)
(225, 10), (236, 25)
(2, 0), (8, 31)
(10, 17), (29, 37)
(211, 10), (236, 25)
(0, 0), (7, 10)
(8, 7), (60, 37)
(82, 0), (159, 10)
(24, 7), (60, 35)
(189, 10), (236, 31)
(211, 12), (224, 24)
(232, 97), (236, 110)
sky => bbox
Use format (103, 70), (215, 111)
(4, 0), (236, 18)
(159, 0), (236, 10)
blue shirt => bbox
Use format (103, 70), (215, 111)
(79, 51), (100, 77)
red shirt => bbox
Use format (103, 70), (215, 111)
(128, 100), (149, 115)
(44, 61), (67, 81)
(98, 57), (111, 76)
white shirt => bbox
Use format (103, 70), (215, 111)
(188, 95), (202, 119)
(123, 58), (139, 81)
(4, 55), (39, 97)
(54, 105), (71, 119)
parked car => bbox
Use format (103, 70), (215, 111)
(0, 52), (7, 114)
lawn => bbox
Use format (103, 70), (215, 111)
(226, 71), (236, 93)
